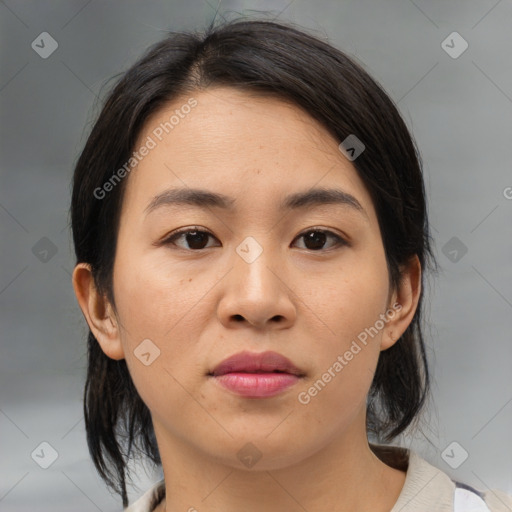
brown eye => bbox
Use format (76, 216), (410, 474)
(161, 227), (347, 252)
(293, 229), (347, 251)
(163, 228), (219, 250)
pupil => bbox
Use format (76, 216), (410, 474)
(305, 231), (326, 250)
(187, 231), (208, 249)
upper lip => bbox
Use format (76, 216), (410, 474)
(210, 350), (305, 377)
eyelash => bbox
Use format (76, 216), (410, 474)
(160, 226), (348, 252)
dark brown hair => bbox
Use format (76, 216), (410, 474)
(70, 17), (436, 507)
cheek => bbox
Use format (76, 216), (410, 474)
(296, 294), (383, 434)
(112, 248), (204, 340)
(113, 257), (206, 418)
(297, 248), (389, 402)
(307, 250), (390, 347)
(112, 251), (215, 398)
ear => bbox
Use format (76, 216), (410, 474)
(380, 254), (422, 351)
(72, 262), (125, 360)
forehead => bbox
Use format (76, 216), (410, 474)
(138, 87), (339, 160)
(122, 87), (375, 220)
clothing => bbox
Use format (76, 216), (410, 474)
(124, 443), (512, 511)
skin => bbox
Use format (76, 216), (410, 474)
(73, 87), (421, 512)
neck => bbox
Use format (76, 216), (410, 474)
(152, 416), (406, 512)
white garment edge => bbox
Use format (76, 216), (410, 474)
(454, 486), (492, 512)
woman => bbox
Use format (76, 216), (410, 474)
(70, 18), (512, 512)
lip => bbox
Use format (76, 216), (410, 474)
(210, 350), (304, 377)
(208, 350), (305, 398)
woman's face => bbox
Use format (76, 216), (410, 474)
(106, 87), (411, 469)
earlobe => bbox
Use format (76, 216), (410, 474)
(381, 255), (422, 351)
(72, 263), (125, 360)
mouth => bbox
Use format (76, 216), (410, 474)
(209, 350), (305, 377)
(208, 350), (305, 398)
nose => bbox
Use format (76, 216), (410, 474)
(217, 241), (297, 330)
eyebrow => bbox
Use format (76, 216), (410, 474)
(144, 187), (366, 218)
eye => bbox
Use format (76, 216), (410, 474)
(292, 229), (347, 251)
(160, 227), (347, 252)
(161, 227), (219, 250)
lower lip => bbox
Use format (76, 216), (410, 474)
(212, 372), (300, 398)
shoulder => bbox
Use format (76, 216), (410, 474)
(454, 482), (512, 512)
(123, 480), (165, 512)
(370, 443), (512, 512)
(478, 487), (512, 512)
(124, 449), (512, 512)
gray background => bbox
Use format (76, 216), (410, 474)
(1, 0), (511, 510)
